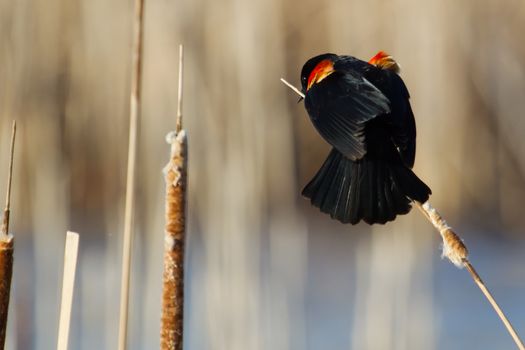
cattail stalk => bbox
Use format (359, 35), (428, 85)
(0, 236), (13, 350)
(414, 201), (525, 350)
(0, 121), (16, 349)
(160, 44), (187, 350)
(280, 78), (525, 350)
(57, 231), (80, 350)
(118, 0), (145, 348)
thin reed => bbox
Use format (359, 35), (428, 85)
(118, 0), (146, 348)
(57, 231), (80, 350)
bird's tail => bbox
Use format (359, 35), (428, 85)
(302, 148), (431, 224)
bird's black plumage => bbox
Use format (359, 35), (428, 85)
(300, 53), (431, 224)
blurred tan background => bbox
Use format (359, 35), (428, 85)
(1, 0), (525, 349)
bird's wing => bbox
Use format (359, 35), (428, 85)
(376, 70), (416, 168)
(391, 99), (416, 168)
(361, 65), (417, 168)
(305, 72), (390, 160)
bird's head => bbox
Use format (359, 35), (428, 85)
(368, 51), (400, 73)
(300, 53), (338, 93)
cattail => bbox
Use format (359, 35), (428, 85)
(160, 130), (187, 350)
(0, 234), (14, 349)
(414, 201), (524, 350)
(160, 44), (187, 350)
(0, 121), (17, 349)
(413, 201), (467, 267)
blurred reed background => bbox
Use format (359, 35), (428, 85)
(1, 0), (525, 349)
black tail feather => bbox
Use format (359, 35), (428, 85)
(302, 148), (431, 225)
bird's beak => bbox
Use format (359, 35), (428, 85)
(297, 96), (304, 103)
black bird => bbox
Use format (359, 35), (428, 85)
(300, 51), (431, 224)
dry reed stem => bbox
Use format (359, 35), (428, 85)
(0, 120), (17, 349)
(176, 45), (184, 133)
(413, 201), (467, 267)
(415, 201), (525, 350)
(2, 121), (16, 238)
(160, 44), (187, 350)
(160, 130), (187, 350)
(57, 231), (80, 350)
(280, 78), (525, 350)
(118, 0), (145, 348)
(280, 78), (304, 99)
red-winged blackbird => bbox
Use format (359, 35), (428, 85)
(300, 51), (431, 225)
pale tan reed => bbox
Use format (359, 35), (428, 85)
(118, 0), (145, 349)
(57, 231), (80, 350)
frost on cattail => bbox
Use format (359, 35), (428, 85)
(420, 201), (468, 267)
(163, 130), (187, 186)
